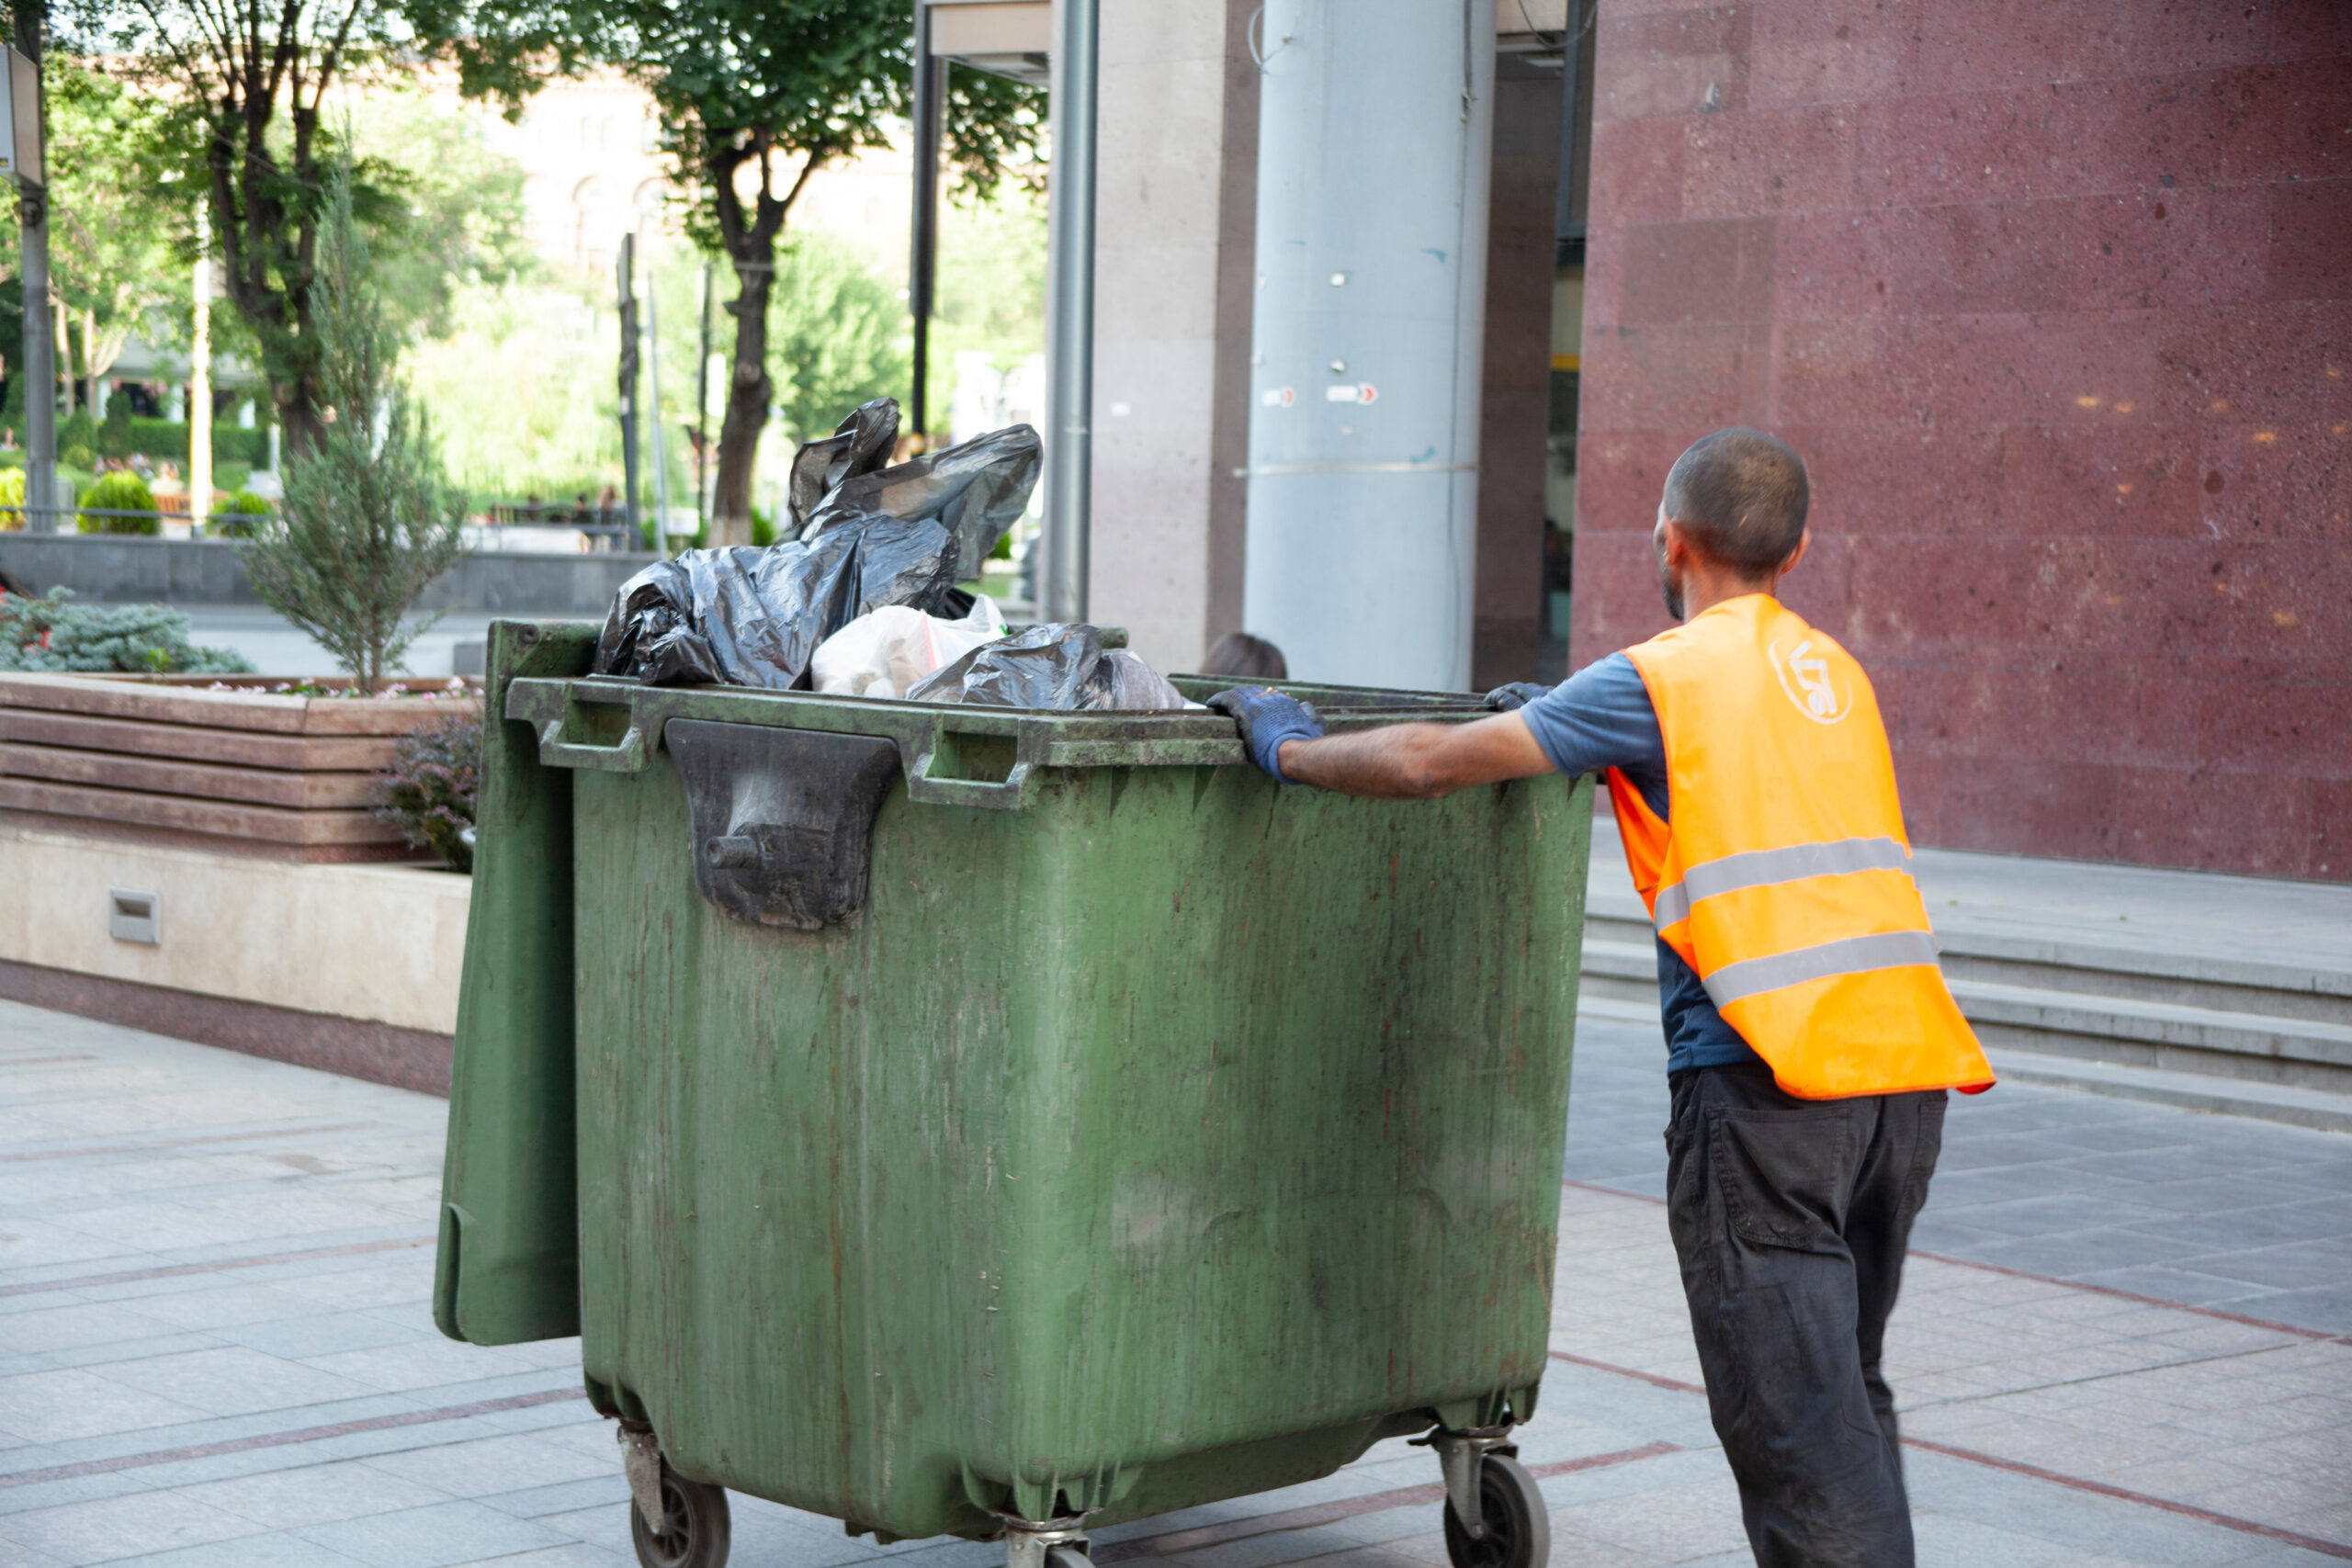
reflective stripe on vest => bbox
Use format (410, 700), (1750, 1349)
(1613, 595), (1995, 1100)
(1701, 930), (1943, 1010)
(1650, 835), (1915, 934)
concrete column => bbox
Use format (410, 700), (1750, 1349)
(1242, 0), (1497, 691)
(1084, 0), (1260, 673)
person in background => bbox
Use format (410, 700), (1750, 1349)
(1199, 632), (1287, 680)
(1206, 427), (1992, 1568)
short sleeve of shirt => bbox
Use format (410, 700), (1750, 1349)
(1518, 653), (1668, 819)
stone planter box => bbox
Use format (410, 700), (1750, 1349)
(0, 672), (481, 863)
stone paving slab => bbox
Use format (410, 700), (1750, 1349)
(2, 1000), (2349, 1567)
(1564, 1010), (2352, 1337)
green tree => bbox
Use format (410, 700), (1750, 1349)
(407, 274), (624, 498)
(469, 0), (1043, 546)
(344, 85), (537, 337)
(61, 0), (543, 455)
(767, 232), (910, 447)
(0, 62), (179, 402)
(241, 161), (464, 686)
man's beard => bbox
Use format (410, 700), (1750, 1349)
(1657, 553), (1685, 622)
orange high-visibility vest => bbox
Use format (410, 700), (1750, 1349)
(1610, 594), (1994, 1100)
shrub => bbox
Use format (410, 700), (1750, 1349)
(97, 398), (132, 457)
(209, 489), (274, 536)
(77, 470), (159, 535)
(61, 443), (94, 473)
(0, 586), (254, 672)
(375, 710), (480, 872)
(0, 467), (20, 531)
(242, 159), (464, 685)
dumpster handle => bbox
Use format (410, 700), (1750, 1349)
(536, 718), (654, 773)
(904, 748), (1037, 811)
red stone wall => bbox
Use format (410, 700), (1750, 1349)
(1572, 0), (2351, 881)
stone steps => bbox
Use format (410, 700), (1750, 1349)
(1577, 900), (2352, 1122)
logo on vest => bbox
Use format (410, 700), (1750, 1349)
(1768, 638), (1852, 725)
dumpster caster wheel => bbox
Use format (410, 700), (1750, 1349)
(1441, 1453), (1547, 1568)
(631, 1461), (730, 1568)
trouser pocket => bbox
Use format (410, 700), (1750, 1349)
(1709, 1101), (1862, 1251)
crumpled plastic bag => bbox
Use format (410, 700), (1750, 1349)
(810, 594), (1008, 700)
(593, 399), (1039, 689)
(1096, 649), (1190, 711)
(786, 399), (899, 534)
(593, 515), (956, 689)
(904, 623), (1189, 712)
(797, 423), (1042, 579)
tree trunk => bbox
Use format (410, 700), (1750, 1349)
(709, 250), (775, 548)
(276, 386), (326, 466)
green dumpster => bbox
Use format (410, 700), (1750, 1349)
(436, 620), (1591, 1568)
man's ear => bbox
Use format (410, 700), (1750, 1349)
(1657, 515), (1690, 567)
(1777, 527), (1811, 579)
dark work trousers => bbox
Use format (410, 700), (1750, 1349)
(1664, 1064), (1948, 1568)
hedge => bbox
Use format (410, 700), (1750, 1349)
(5, 412), (271, 468)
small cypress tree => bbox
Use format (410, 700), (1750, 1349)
(240, 158), (464, 687)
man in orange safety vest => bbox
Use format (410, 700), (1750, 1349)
(1209, 428), (1992, 1568)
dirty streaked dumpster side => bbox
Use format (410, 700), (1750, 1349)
(561, 699), (1590, 1540)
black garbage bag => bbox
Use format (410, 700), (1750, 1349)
(593, 399), (1041, 689)
(593, 516), (956, 689)
(798, 422), (1041, 580)
(904, 623), (1189, 712)
(785, 399), (899, 534)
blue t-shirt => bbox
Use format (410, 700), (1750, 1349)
(1518, 654), (1765, 1075)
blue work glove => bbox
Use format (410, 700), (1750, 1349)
(1482, 682), (1552, 713)
(1205, 685), (1325, 783)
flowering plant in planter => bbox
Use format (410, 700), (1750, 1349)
(200, 675), (475, 699)
(375, 709), (481, 872)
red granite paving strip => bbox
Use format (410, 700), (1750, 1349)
(0, 1387), (585, 1490)
(0, 1236), (435, 1299)
(0, 1122), (379, 1163)
(1092, 1444), (1682, 1562)
(1545, 1349), (2352, 1558)
(1564, 1179), (2343, 1343)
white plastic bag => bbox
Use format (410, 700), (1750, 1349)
(810, 593), (1008, 700)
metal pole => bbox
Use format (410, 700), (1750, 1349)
(695, 260), (712, 536)
(1042, 0), (1098, 623)
(616, 233), (642, 546)
(1554, 0), (1588, 263)
(644, 260), (672, 540)
(190, 195), (212, 530)
(12, 7), (51, 531)
(908, 0), (943, 439)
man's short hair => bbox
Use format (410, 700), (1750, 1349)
(1660, 428), (1810, 576)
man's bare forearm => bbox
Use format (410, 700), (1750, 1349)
(1270, 712), (1560, 799)
(1274, 724), (1463, 798)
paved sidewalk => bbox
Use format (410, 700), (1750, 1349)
(1565, 1010), (2352, 1337)
(3, 1000), (2348, 1567)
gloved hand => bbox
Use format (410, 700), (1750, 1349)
(1482, 682), (1552, 713)
(1205, 685), (1325, 783)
